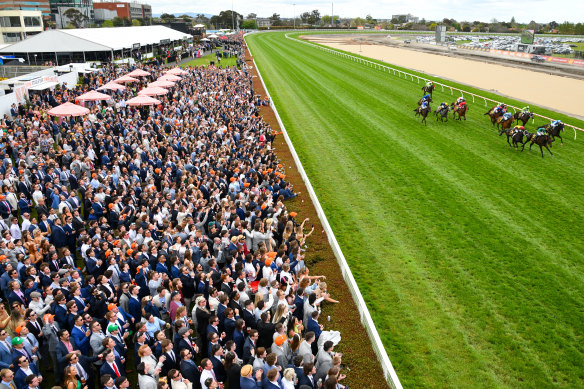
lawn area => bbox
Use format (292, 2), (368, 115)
(246, 31), (584, 388)
(181, 50), (239, 68)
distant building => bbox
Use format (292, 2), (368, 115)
(0, 0), (51, 21)
(93, 1), (151, 21)
(93, 7), (116, 23)
(256, 18), (271, 28)
(391, 13), (419, 24)
(0, 9), (43, 44)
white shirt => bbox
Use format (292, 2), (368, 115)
(9, 224), (21, 240)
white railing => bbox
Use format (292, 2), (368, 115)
(284, 33), (584, 140)
(244, 35), (404, 389)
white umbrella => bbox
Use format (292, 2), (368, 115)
(208, 34), (219, 39)
(201, 38), (210, 42)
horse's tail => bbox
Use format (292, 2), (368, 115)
(484, 110), (491, 115)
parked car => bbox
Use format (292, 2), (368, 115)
(531, 55), (545, 63)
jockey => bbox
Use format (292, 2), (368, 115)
(421, 101), (429, 110)
(551, 119), (562, 128)
(440, 102), (448, 109)
(426, 81), (433, 88)
(456, 96), (466, 104)
(503, 112), (513, 120)
(521, 106), (530, 113)
(535, 126), (547, 139)
(422, 93), (431, 102)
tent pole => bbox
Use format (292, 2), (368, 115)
(55, 52), (58, 66)
(83, 51), (86, 63)
(26, 52), (30, 65)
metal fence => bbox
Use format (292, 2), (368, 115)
(285, 33), (584, 139)
(245, 34), (404, 389)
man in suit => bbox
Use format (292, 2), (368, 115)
(242, 329), (258, 365)
(41, 314), (60, 373)
(13, 355), (40, 389)
(99, 349), (125, 378)
(168, 369), (192, 389)
(160, 339), (179, 378)
(239, 364), (262, 389)
(65, 352), (100, 389)
(50, 218), (67, 250)
(0, 368), (16, 389)
(297, 363), (318, 389)
(306, 311), (323, 354)
(242, 300), (257, 330)
(179, 349), (200, 385)
(176, 328), (197, 355)
(70, 315), (91, 356)
(209, 344), (226, 383)
(0, 330), (13, 369)
(298, 332), (315, 365)
(270, 335), (290, 369)
(263, 368), (283, 389)
(55, 329), (79, 380)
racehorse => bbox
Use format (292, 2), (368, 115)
(450, 102), (468, 120)
(527, 134), (554, 157)
(510, 129), (530, 149)
(544, 123), (565, 144)
(484, 107), (504, 125)
(514, 111), (534, 126)
(421, 83), (435, 97)
(496, 115), (514, 131)
(499, 127), (522, 148)
(418, 96), (433, 106)
(414, 104), (431, 125)
(435, 105), (450, 122)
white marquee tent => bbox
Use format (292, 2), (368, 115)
(0, 26), (189, 64)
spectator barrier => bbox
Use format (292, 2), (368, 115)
(245, 33), (404, 389)
(283, 32), (584, 140)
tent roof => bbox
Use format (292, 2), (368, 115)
(0, 26), (189, 54)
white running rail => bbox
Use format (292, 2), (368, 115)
(284, 32), (584, 140)
(245, 34), (404, 389)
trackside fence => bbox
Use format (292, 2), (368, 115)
(284, 33), (584, 140)
(244, 34), (404, 389)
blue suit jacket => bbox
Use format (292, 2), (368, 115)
(71, 326), (90, 355)
(307, 318), (322, 340)
(240, 377), (262, 389)
(14, 364), (39, 389)
(56, 339), (78, 371)
(99, 358), (125, 377)
(128, 297), (142, 323)
(54, 305), (68, 329)
(0, 340), (12, 368)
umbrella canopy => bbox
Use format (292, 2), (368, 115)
(97, 82), (126, 91)
(125, 95), (161, 106)
(114, 75), (139, 83)
(76, 90), (112, 102)
(159, 74), (181, 81)
(200, 38), (210, 42)
(127, 69), (151, 77)
(149, 80), (175, 88)
(48, 102), (90, 117)
(220, 36), (228, 40)
(138, 86), (169, 96)
(208, 34), (219, 38)
(166, 67), (187, 75)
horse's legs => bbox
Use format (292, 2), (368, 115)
(545, 145), (553, 156)
(558, 134), (563, 145)
(529, 142), (534, 151)
(539, 145), (545, 158)
(507, 136), (512, 148)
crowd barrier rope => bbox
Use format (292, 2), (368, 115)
(284, 32), (584, 140)
(245, 34), (404, 389)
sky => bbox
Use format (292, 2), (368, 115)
(148, 0), (583, 23)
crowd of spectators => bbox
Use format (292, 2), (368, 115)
(0, 36), (347, 389)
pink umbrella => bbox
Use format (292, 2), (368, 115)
(159, 74), (181, 81)
(125, 95), (161, 106)
(97, 82), (126, 91)
(114, 75), (139, 83)
(75, 90), (113, 102)
(48, 102), (90, 117)
(138, 87), (169, 96)
(127, 69), (151, 77)
(149, 80), (175, 88)
(166, 67), (187, 75)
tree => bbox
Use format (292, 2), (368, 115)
(268, 13), (282, 26)
(160, 13), (175, 20)
(366, 14), (375, 24)
(179, 14), (192, 22)
(246, 13), (257, 19)
(241, 19), (257, 29)
(63, 8), (87, 28)
(210, 10), (242, 29)
(429, 22), (437, 30)
(300, 12), (310, 24)
(350, 17), (366, 28)
(102, 19), (114, 27)
(195, 14), (209, 24)
(132, 18), (141, 26)
(462, 24), (471, 32)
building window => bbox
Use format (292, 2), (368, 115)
(0, 16), (22, 27)
(24, 16), (41, 27)
(2, 32), (22, 43)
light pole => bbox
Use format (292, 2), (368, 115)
(34, 54), (37, 66)
(293, 3), (295, 29)
(331, 2), (333, 28)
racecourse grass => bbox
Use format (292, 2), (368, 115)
(246, 32), (584, 388)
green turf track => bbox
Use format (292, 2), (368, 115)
(246, 32), (584, 388)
